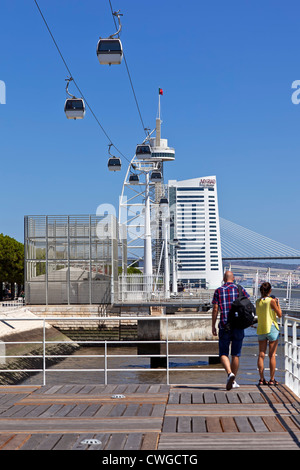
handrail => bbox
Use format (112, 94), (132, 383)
(0, 315), (297, 393)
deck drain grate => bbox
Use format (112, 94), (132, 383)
(81, 439), (102, 446)
(111, 394), (126, 399)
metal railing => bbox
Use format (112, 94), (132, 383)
(0, 299), (24, 309)
(284, 315), (300, 397)
(0, 315), (297, 396)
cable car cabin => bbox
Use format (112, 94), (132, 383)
(135, 144), (152, 159)
(64, 98), (85, 119)
(108, 157), (121, 171)
(150, 171), (162, 182)
(159, 197), (169, 207)
(97, 39), (123, 65)
(129, 174), (139, 184)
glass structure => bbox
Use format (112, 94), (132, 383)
(24, 215), (126, 305)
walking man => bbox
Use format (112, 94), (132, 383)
(212, 270), (250, 390)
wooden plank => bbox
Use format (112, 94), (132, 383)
(137, 404), (153, 417)
(248, 416), (269, 432)
(20, 433), (49, 450)
(168, 392), (179, 404)
(148, 385), (160, 394)
(158, 432), (300, 450)
(113, 384), (128, 394)
(221, 417), (238, 433)
(77, 385), (97, 395)
(105, 433), (127, 450)
(192, 392), (204, 404)
(0, 405), (28, 417)
(249, 392), (266, 403)
(55, 404), (77, 417)
(1, 433), (31, 450)
(237, 392), (253, 404)
(136, 384), (150, 393)
(44, 385), (64, 395)
(37, 404), (64, 418)
(123, 404), (139, 416)
(66, 404), (89, 417)
(109, 404), (127, 417)
(162, 416), (177, 433)
(177, 416), (191, 433)
(17, 393), (168, 405)
(52, 434), (80, 450)
(262, 416), (286, 432)
(124, 433), (143, 450)
(226, 393), (240, 404)
(180, 392), (192, 404)
(234, 416), (254, 433)
(151, 404), (165, 418)
(289, 415), (300, 430)
(0, 416), (163, 433)
(58, 384), (78, 395)
(10, 405), (38, 418)
(25, 404), (52, 418)
(35, 434), (63, 450)
(206, 417), (222, 433)
(80, 403), (102, 417)
(192, 416), (207, 433)
(203, 392), (215, 404)
(141, 433), (159, 450)
(165, 404), (273, 416)
(215, 392), (228, 404)
(94, 404), (114, 417)
(124, 384), (139, 394)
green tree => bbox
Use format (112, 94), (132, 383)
(0, 234), (24, 299)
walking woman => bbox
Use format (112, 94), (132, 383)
(256, 282), (282, 385)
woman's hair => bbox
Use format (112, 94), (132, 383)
(260, 282), (272, 297)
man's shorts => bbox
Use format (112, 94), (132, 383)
(218, 327), (245, 357)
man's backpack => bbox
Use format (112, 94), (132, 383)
(227, 285), (256, 330)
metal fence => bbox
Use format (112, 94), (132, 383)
(284, 315), (300, 397)
(0, 314), (298, 396)
(24, 215), (126, 305)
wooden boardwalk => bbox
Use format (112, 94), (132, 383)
(0, 383), (299, 450)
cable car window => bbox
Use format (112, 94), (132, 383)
(98, 40), (122, 52)
(65, 100), (84, 110)
(136, 146), (151, 154)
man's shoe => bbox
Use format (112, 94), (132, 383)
(226, 372), (235, 390)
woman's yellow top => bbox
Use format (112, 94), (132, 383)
(255, 297), (279, 335)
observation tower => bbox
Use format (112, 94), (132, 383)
(119, 90), (175, 281)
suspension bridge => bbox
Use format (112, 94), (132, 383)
(220, 218), (300, 261)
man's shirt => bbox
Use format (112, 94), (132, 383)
(212, 282), (250, 328)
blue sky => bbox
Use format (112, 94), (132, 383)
(0, 0), (300, 251)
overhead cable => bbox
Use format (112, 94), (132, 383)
(33, 0), (130, 163)
(108, 0), (147, 136)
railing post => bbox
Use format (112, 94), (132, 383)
(284, 316), (289, 389)
(166, 317), (169, 386)
(104, 341), (108, 385)
(43, 319), (46, 386)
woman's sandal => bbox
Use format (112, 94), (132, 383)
(268, 379), (279, 386)
(258, 378), (268, 385)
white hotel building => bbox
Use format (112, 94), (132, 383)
(168, 176), (223, 290)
